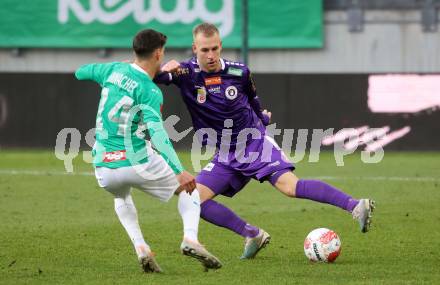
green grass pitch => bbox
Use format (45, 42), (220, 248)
(1, 150), (439, 284)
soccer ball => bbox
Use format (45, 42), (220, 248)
(303, 228), (341, 263)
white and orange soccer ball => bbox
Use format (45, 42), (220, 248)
(304, 228), (341, 263)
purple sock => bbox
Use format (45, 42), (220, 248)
(200, 200), (259, 238)
(295, 180), (358, 212)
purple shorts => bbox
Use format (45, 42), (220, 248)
(196, 135), (294, 197)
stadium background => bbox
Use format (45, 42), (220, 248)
(1, 1), (440, 284)
(1, 0), (439, 151)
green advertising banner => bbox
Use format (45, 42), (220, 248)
(0, 0), (322, 48)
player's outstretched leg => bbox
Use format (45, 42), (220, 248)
(295, 180), (376, 233)
(200, 198), (271, 259)
(274, 173), (375, 233)
(177, 189), (222, 270)
(114, 194), (162, 272)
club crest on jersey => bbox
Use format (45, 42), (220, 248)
(196, 87), (207, 103)
(225, 86), (238, 100)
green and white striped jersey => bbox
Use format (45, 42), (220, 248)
(75, 62), (184, 174)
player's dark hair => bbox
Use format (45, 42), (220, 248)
(132, 29), (167, 59)
(193, 23), (219, 38)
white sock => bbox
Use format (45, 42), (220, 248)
(178, 189), (201, 243)
(114, 195), (149, 258)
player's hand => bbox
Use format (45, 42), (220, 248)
(161, 60), (181, 73)
(262, 109), (272, 120)
(262, 109), (272, 126)
(176, 171), (196, 193)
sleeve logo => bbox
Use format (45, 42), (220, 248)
(197, 87), (207, 104)
(227, 67), (243, 76)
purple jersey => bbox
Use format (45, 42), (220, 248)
(155, 58), (268, 149)
(156, 58), (294, 196)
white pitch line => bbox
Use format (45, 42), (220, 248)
(308, 176), (440, 182)
(0, 169), (439, 182)
(0, 169), (94, 176)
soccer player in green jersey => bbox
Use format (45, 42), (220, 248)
(75, 29), (221, 272)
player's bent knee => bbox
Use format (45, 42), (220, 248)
(196, 183), (216, 203)
(274, 172), (299, 198)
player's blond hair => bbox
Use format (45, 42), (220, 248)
(192, 23), (220, 38)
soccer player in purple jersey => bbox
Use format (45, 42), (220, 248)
(154, 23), (375, 259)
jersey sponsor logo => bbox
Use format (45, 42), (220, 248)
(197, 87), (207, 104)
(205, 76), (222, 86)
(203, 162), (215, 172)
(227, 67), (243, 76)
(225, 85), (238, 100)
(103, 150), (126, 163)
(208, 86), (221, 94)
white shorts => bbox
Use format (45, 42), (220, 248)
(94, 152), (179, 202)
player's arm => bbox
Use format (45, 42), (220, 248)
(141, 94), (196, 192)
(74, 62), (111, 86)
(147, 119), (196, 192)
(140, 89), (185, 175)
(147, 121), (185, 175)
(153, 60), (184, 87)
(153, 71), (174, 85)
(244, 68), (271, 126)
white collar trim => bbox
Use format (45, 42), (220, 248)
(220, 58), (225, 70)
(131, 63), (150, 79)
